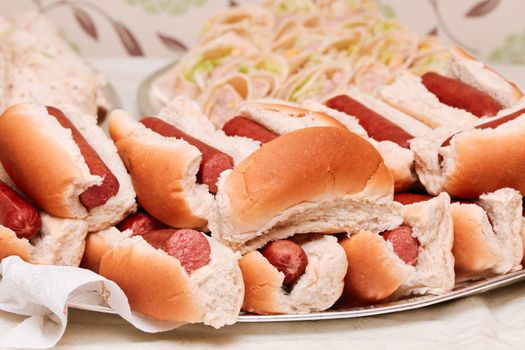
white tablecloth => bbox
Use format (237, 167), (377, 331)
(1, 58), (524, 349)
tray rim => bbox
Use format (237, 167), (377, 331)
(67, 268), (525, 323)
(137, 59), (179, 117)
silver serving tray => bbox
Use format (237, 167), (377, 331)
(137, 60), (179, 117)
(68, 269), (525, 322)
(129, 60), (525, 323)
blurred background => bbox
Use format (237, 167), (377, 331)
(1, 0), (523, 64)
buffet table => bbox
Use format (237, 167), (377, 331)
(0, 58), (523, 350)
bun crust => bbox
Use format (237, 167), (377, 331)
(223, 127), (392, 232)
(0, 104), (91, 218)
(81, 231), (112, 273)
(238, 101), (347, 130)
(115, 136), (206, 228)
(0, 226), (33, 261)
(99, 244), (203, 322)
(451, 203), (500, 278)
(443, 128), (525, 198)
(108, 110), (212, 229)
(340, 231), (410, 305)
(239, 235), (347, 314)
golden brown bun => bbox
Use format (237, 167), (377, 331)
(239, 235), (347, 314)
(451, 203), (500, 279)
(340, 231), (410, 305)
(0, 226), (33, 261)
(444, 129), (525, 198)
(238, 101), (347, 130)
(411, 117), (525, 199)
(80, 232), (112, 273)
(99, 244), (203, 322)
(451, 47), (523, 105)
(239, 251), (280, 313)
(0, 104), (136, 231)
(85, 227), (244, 327)
(108, 110), (209, 228)
(223, 127), (392, 232)
(0, 104), (88, 218)
(114, 137), (206, 228)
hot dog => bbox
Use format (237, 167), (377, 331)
(450, 188), (523, 281)
(381, 226), (419, 266)
(393, 192), (433, 205)
(0, 103), (136, 232)
(441, 107), (525, 147)
(211, 126), (402, 253)
(116, 211), (167, 236)
(379, 48), (522, 129)
(340, 193), (454, 306)
(83, 225), (244, 327)
(141, 229), (211, 273)
(239, 235), (347, 315)
(326, 95), (414, 148)
(411, 102), (525, 198)
(140, 117), (234, 193)
(0, 180), (41, 240)
(109, 108), (234, 229)
(421, 72), (503, 117)
(222, 116), (278, 144)
(260, 239), (308, 285)
(46, 106), (120, 209)
(0, 164), (91, 266)
(225, 101), (348, 144)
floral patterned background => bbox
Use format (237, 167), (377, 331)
(1, 0), (524, 64)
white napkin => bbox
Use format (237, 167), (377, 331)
(0, 256), (183, 349)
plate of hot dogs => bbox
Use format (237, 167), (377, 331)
(1, 42), (525, 329)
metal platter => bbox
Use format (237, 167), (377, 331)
(68, 269), (525, 322)
(137, 60), (178, 117)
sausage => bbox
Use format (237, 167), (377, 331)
(116, 211), (167, 236)
(441, 107), (525, 147)
(140, 117), (234, 194)
(394, 192), (433, 205)
(141, 229), (211, 273)
(261, 239), (308, 285)
(381, 226), (419, 266)
(46, 107), (120, 209)
(421, 72), (503, 118)
(0, 180), (41, 240)
(326, 95), (413, 148)
(222, 116), (278, 144)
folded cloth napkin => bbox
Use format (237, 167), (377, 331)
(0, 256), (183, 349)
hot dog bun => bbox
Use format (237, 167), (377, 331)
(234, 100), (355, 136)
(0, 166), (89, 265)
(450, 47), (523, 108)
(83, 227), (244, 328)
(108, 110), (218, 229)
(410, 109), (525, 198)
(212, 126), (403, 253)
(153, 96), (259, 163)
(451, 188), (523, 281)
(240, 235), (347, 314)
(340, 193), (454, 304)
(0, 225), (33, 261)
(378, 48), (523, 128)
(378, 71), (479, 128)
(0, 103), (136, 231)
(331, 86), (433, 137)
(0, 214), (88, 266)
(340, 230), (411, 305)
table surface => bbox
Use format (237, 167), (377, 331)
(1, 58), (525, 349)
